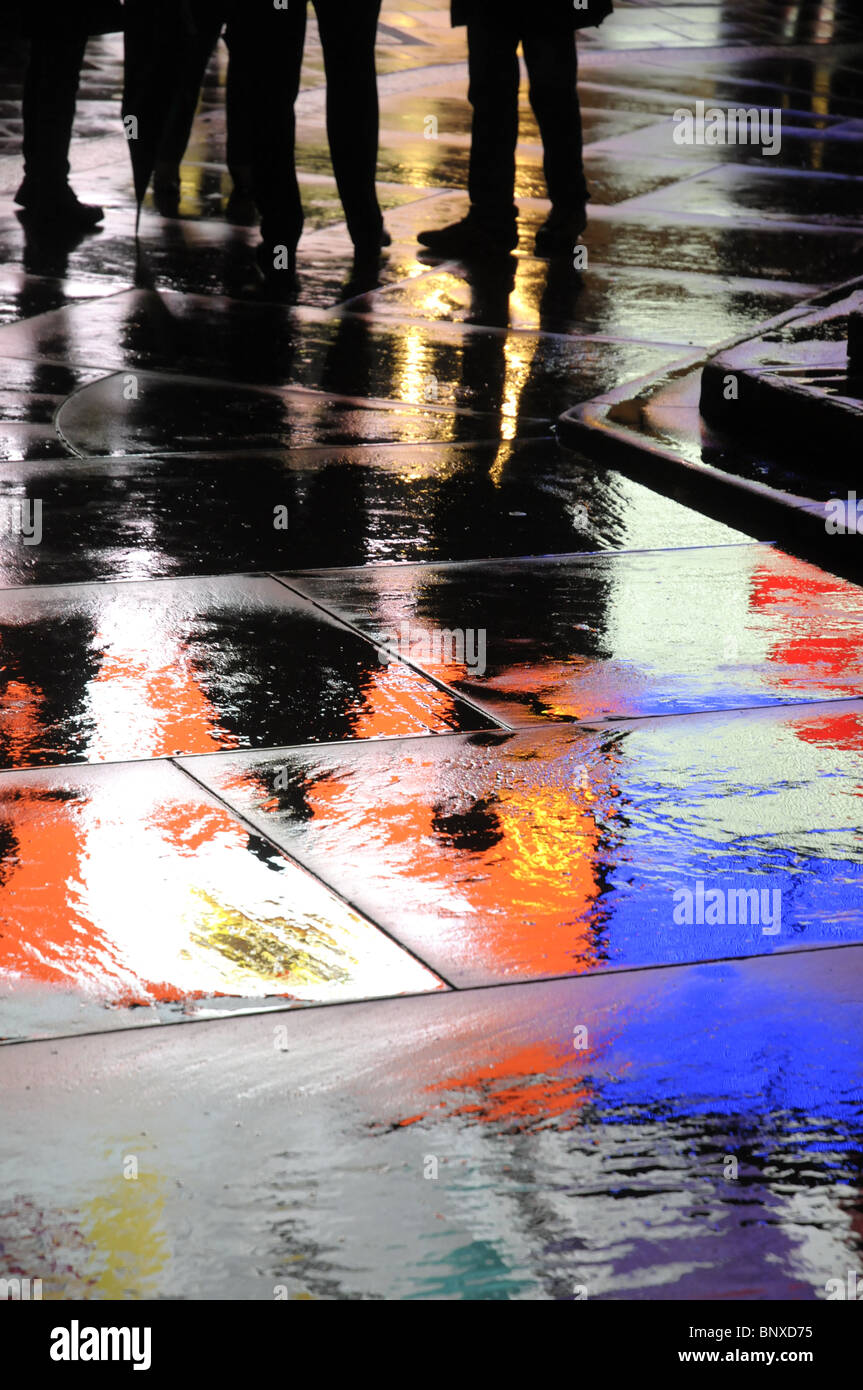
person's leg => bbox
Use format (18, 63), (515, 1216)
(223, 14), (255, 193)
(19, 29), (89, 199)
(226, 1), (307, 258)
(522, 24), (589, 252)
(16, 26), (104, 228)
(418, 16), (520, 255)
(312, 0), (384, 253)
(465, 15), (521, 241)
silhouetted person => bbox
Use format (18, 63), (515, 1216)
(229, 0), (388, 281)
(11, 1), (122, 231)
(419, 0), (612, 259)
(153, 3), (256, 221)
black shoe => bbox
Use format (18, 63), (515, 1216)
(225, 187), (258, 226)
(15, 182), (104, 231)
(152, 177), (180, 199)
(256, 239), (297, 275)
(152, 184), (181, 218)
(534, 207), (588, 257)
(153, 161), (180, 191)
(343, 245), (386, 298)
(417, 215), (517, 258)
(351, 223), (391, 260)
(254, 239), (298, 298)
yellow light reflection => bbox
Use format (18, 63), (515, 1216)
(500, 330), (539, 441)
(394, 323), (432, 406)
(489, 440), (519, 488)
(83, 1166), (170, 1299)
(810, 64), (832, 171)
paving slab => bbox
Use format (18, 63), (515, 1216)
(582, 212), (863, 287)
(0, 289), (686, 435)
(279, 543), (863, 725)
(0, 573), (492, 771)
(10, 187), (851, 308)
(348, 258), (812, 346)
(1, 945), (860, 1299)
(626, 164), (863, 227)
(55, 368), (519, 455)
(380, 75), (663, 141)
(0, 196), (440, 310)
(0, 759), (444, 1043)
(0, 264), (122, 329)
(586, 94), (862, 154)
(184, 701), (863, 987)
(0, 442), (746, 587)
(0, 356), (104, 462)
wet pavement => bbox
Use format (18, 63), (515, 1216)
(1, 0), (863, 1302)
(3, 944), (863, 1301)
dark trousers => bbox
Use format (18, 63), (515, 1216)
(21, 30), (89, 192)
(232, 0), (382, 248)
(158, 5), (254, 179)
(466, 17), (588, 233)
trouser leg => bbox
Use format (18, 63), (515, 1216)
(522, 25), (588, 211)
(226, 1), (306, 248)
(21, 30), (89, 193)
(224, 18), (255, 181)
(313, 0), (383, 247)
(465, 16), (520, 237)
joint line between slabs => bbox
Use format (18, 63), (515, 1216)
(265, 570), (514, 734)
(1, 691), (862, 781)
(168, 754), (458, 991)
(6, 938), (863, 1052)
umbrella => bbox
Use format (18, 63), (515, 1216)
(122, 0), (198, 234)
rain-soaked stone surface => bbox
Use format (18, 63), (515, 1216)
(2, 0), (863, 1302)
(0, 760), (444, 1042)
(186, 700), (863, 986)
(0, 443), (746, 586)
(0, 287), (685, 438)
(0, 356), (106, 461)
(347, 258), (814, 345)
(627, 164), (863, 227)
(1, 944), (861, 1299)
(281, 542), (863, 724)
(0, 575), (492, 769)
